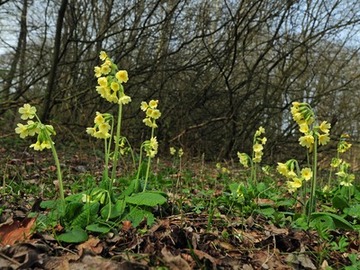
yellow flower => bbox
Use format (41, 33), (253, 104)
(319, 121), (331, 134)
(140, 101), (148, 111)
(238, 152), (249, 167)
(149, 100), (158, 109)
(170, 147), (176, 155)
(277, 162), (288, 176)
(252, 155), (261, 163)
(150, 137), (158, 152)
(101, 64), (111, 75)
(301, 167), (312, 181)
(260, 137), (267, 144)
(119, 95), (131, 105)
(94, 112), (105, 124)
(255, 126), (265, 136)
(299, 134), (314, 148)
(299, 122), (309, 134)
(143, 117), (156, 128)
(19, 104), (36, 120)
(15, 123), (29, 138)
(86, 127), (96, 136)
(287, 170), (297, 179)
(150, 109), (161, 119)
(94, 66), (102, 78)
(330, 158), (342, 168)
(318, 133), (330, 146)
(287, 178), (303, 192)
(253, 143), (263, 153)
(292, 101), (301, 107)
(178, 148), (184, 157)
(41, 140), (52, 149)
(99, 51), (108, 61)
(98, 77), (108, 87)
(115, 70), (128, 83)
(30, 140), (42, 151)
(338, 141), (352, 153)
(292, 112), (303, 123)
(111, 81), (120, 91)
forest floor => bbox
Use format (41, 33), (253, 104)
(0, 139), (359, 270)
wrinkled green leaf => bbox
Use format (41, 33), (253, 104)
(344, 204), (360, 219)
(332, 195), (350, 211)
(57, 228), (88, 243)
(311, 212), (354, 230)
(86, 223), (111, 234)
(126, 192), (166, 207)
(101, 199), (126, 219)
(71, 202), (99, 229)
(123, 208), (155, 227)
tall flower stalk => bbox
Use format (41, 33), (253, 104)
(138, 100), (161, 192)
(237, 126), (267, 184)
(87, 51), (130, 192)
(15, 104), (64, 203)
(289, 102), (331, 221)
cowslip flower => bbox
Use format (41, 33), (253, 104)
(170, 147), (176, 156)
(115, 70), (128, 83)
(253, 143), (263, 153)
(301, 167), (312, 181)
(319, 121), (331, 134)
(318, 133), (330, 146)
(15, 123), (29, 138)
(299, 134), (314, 148)
(277, 162), (288, 176)
(238, 152), (249, 167)
(19, 104), (36, 120)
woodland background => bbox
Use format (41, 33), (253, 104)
(1, 0), (360, 164)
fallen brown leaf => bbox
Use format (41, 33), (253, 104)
(0, 218), (36, 246)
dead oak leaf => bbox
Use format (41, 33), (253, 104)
(0, 218), (36, 246)
(77, 236), (103, 256)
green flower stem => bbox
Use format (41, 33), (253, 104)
(308, 134), (318, 223)
(44, 130), (64, 203)
(135, 143), (145, 192)
(110, 103), (123, 189)
(34, 114), (64, 203)
(103, 138), (109, 182)
(143, 128), (155, 192)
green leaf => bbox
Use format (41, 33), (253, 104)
(57, 228), (88, 243)
(71, 202), (99, 229)
(256, 207), (275, 217)
(40, 200), (58, 209)
(344, 204), (360, 219)
(311, 212), (355, 230)
(100, 199), (126, 219)
(124, 208), (154, 227)
(332, 195), (350, 211)
(126, 192), (166, 207)
(65, 202), (84, 221)
(86, 223), (111, 234)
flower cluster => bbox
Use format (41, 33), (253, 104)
(237, 126), (267, 167)
(15, 104), (56, 151)
(330, 134), (354, 186)
(86, 112), (112, 139)
(277, 159), (312, 193)
(291, 102), (330, 150)
(143, 137), (158, 158)
(170, 147), (183, 158)
(141, 100), (161, 158)
(140, 100), (161, 128)
(94, 51), (131, 105)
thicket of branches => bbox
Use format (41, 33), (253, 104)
(1, 0), (360, 161)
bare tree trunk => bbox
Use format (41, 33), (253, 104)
(41, 0), (68, 122)
(2, 0), (28, 102)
